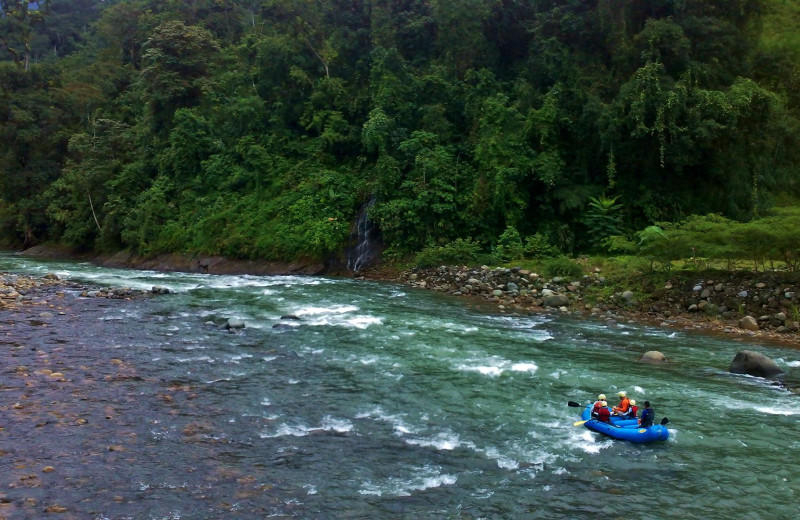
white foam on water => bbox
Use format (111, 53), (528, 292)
(225, 353), (253, 364)
(176, 355), (215, 363)
(346, 315), (383, 329)
(633, 386), (646, 394)
(259, 416), (354, 438)
(260, 398), (271, 406)
(358, 465), (457, 497)
(755, 406), (799, 416)
(285, 304), (383, 329)
(319, 415), (354, 433)
(438, 321), (479, 334)
(405, 431), (474, 451)
(569, 429), (613, 454)
(456, 356), (538, 377)
(784, 360), (800, 367)
(457, 364), (504, 377)
(356, 406), (420, 435)
(484, 446), (519, 470)
(295, 304), (359, 316)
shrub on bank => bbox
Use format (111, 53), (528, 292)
(415, 238), (485, 268)
(541, 256), (583, 278)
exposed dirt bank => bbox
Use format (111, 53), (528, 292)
(19, 245), (327, 276)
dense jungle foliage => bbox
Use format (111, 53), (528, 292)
(1, 0), (800, 267)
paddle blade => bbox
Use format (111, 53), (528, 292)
(660, 417), (669, 425)
(573, 420), (589, 426)
(567, 401), (582, 408)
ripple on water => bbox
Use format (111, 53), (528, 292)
(454, 355), (538, 377)
(259, 416), (354, 438)
(358, 465), (458, 497)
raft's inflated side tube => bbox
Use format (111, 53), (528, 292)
(580, 405), (669, 443)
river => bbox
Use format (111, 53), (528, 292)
(0, 252), (798, 519)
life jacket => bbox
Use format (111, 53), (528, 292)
(626, 405), (638, 419)
(640, 408), (654, 427)
(596, 407), (611, 423)
(592, 400), (604, 413)
(614, 396), (630, 413)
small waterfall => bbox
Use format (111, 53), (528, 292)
(346, 198), (381, 272)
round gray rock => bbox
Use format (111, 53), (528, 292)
(543, 294), (569, 307)
(226, 318), (246, 329)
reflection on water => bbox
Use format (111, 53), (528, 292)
(0, 252), (799, 519)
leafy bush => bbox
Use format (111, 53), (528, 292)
(541, 255), (584, 278)
(415, 238), (482, 268)
(630, 210), (800, 272)
(603, 235), (637, 255)
(523, 232), (560, 258)
(583, 195), (624, 252)
(495, 226), (524, 261)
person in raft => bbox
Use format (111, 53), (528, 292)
(591, 394), (607, 418)
(639, 401), (655, 427)
(595, 401), (611, 423)
(623, 399), (638, 420)
(612, 390), (631, 415)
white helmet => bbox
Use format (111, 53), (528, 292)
(598, 394), (606, 400)
(630, 399), (636, 406)
(618, 391), (627, 397)
(600, 401), (607, 407)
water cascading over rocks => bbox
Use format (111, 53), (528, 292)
(346, 198), (382, 272)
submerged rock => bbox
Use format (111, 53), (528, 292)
(729, 350), (783, 378)
(226, 318), (246, 330)
(640, 351), (668, 363)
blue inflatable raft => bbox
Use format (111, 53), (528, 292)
(578, 404), (669, 443)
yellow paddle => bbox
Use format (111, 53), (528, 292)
(573, 419), (589, 426)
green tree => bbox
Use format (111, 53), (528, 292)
(0, 0), (52, 70)
(139, 20), (220, 132)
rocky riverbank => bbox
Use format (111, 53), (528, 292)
(1, 270), (168, 315)
(0, 272), (73, 312)
(389, 264), (800, 347)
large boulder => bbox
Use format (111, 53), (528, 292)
(729, 350), (783, 378)
(639, 351), (668, 364)
(543, 294), (569, 307)
(738, 315), (759, 331)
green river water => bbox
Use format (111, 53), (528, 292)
(0, 252), (798, 519)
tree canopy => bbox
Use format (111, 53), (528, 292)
(1, 0), (799, 264)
